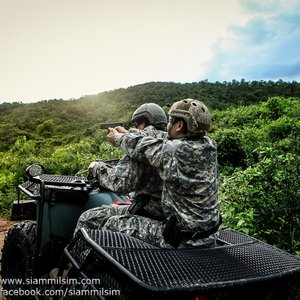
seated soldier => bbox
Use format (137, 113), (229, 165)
(101, 99), (221, 248)
(74, 103), (167, 234)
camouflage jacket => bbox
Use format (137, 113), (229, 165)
(115, 132), (220, 232)
(96, 126), (167, 218)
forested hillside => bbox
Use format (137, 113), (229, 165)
(1, 80), (300, 152)
(0, 80), (299, 255)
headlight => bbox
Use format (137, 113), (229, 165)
(25, 164), (45, 178)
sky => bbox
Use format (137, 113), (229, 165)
(0, 0), (299, 103)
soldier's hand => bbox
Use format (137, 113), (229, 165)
(88, 161), (96, 172)
(87, 161), (103, 188)
(87, 161), (104, 179)
(115, 126), (127, 134)
(107, 127), (119, 145)
(88, 161), (99, 178)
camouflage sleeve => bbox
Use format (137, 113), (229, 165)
(142, 126), (168, 139)
(119, 133), (166, 169)
(94, 158), (138, 194)
(115, 126), (167, 148)
(126, 126), (167, 138)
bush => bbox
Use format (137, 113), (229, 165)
(220, 148), (300, 254)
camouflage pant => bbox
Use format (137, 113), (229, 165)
(74, 204), (167, 247)
(75, 204), (217, 248)
(74, 204), (130, 234)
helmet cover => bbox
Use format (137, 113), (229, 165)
(168, 99), (211, 134)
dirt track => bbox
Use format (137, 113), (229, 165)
(0, 217), (16, 300)
(0, 217), (15, 250)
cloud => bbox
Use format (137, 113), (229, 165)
(241, 0), (281, 13)
(0, 0), (245, 103)
(258, 61), (300, 78)
(1, 0), (299, 103)
(204, 0), (300, 82)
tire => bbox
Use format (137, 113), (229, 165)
(1, 221), (37, 299)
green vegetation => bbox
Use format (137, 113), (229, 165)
(211, 97), (300, 255)
(0, 80), (299, 255)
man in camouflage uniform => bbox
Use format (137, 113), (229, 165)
(101, 99), (221, 248)
(75, 103), (167, 233)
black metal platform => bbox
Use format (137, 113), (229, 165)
(18, 175), (87, 200)
(65, 228), (300, 299)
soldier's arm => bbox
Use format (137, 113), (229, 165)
(95, 159), (138, 194)
(117, 132), (166, 169)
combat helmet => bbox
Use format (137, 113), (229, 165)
(168, 99), (211, 135)
(131, 103), (167, 130)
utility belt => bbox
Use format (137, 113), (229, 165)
(128, 195), (165, 221)
(162, 215), (222, 247)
